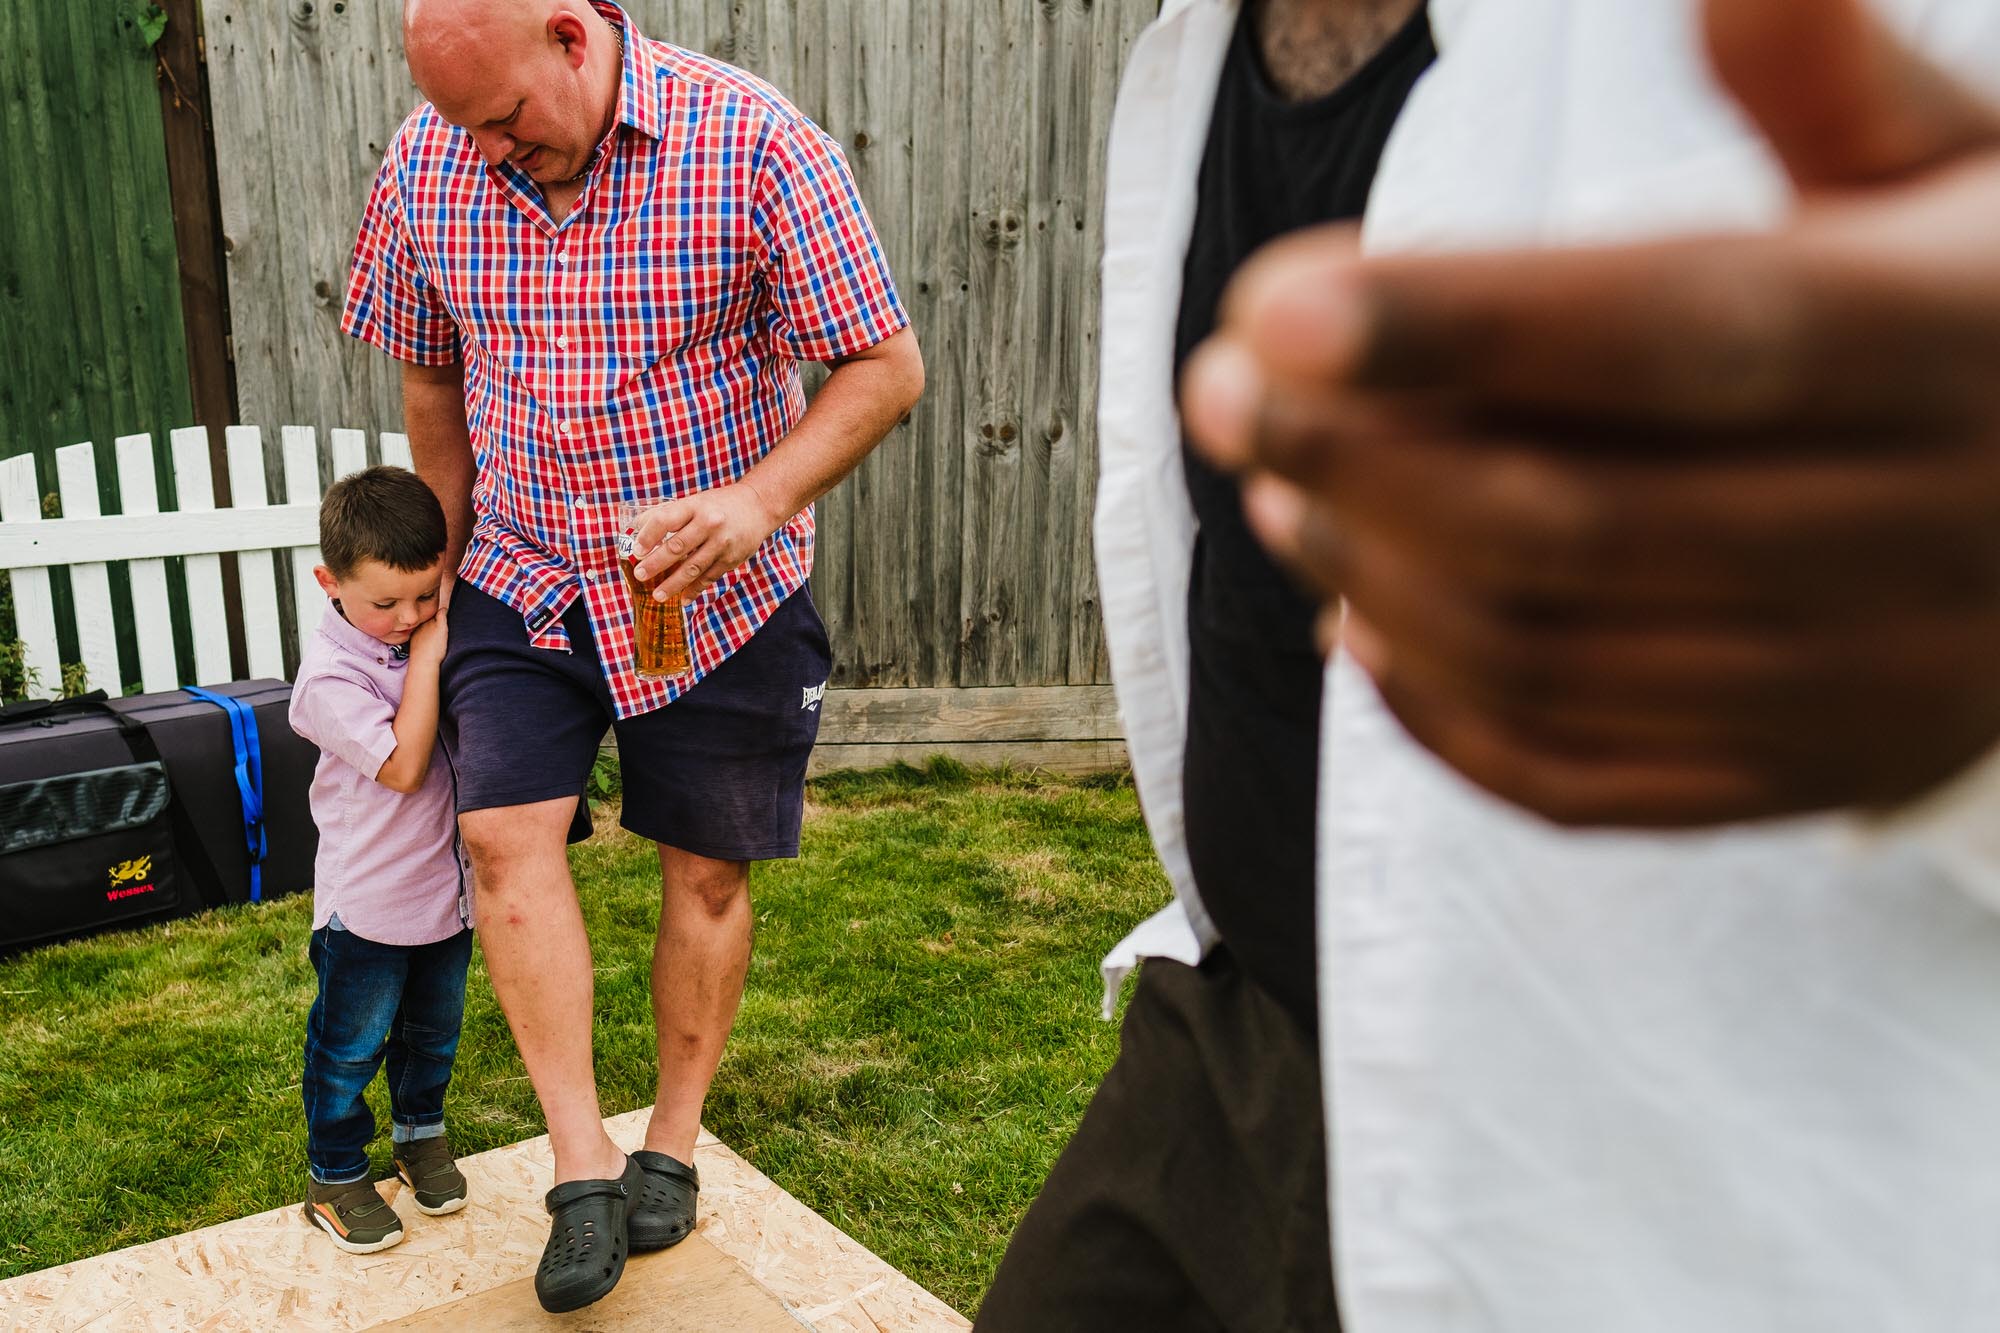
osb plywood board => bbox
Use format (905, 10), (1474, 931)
(370, 1233), (802, 1331)
(2, 1108), (969, 1333)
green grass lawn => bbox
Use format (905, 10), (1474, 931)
(0, 760), (1169, 1316)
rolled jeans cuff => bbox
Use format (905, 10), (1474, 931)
(392, 1118), (447, 1144)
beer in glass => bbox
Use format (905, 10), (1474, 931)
(616, 499), (690, 679)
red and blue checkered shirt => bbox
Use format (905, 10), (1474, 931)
(341, 2), (907, 718)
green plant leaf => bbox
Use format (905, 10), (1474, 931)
(137, 5), (168, 48)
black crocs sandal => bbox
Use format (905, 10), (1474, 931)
(628, 1150), (700, 1252)
(535, 1158), (640, 1313)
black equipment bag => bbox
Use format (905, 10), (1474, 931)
(106, 681), (317, 909)
(0, 693), (190, 951)
(0, 681), (318, 953)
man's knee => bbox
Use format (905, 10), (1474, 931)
(661, 849), (749, 921)
(461, 800), (577, 923)
(461, 799), (572, 869)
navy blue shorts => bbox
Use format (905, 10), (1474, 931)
(439, 582), (831, 861)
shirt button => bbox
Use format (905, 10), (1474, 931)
(556, 334), (569, 351)
(555, 420), (569, 435)
(574, 497), (587, 511)
(555, 250), (568, 265)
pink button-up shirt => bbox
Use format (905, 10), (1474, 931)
(289, 604), (469, 946)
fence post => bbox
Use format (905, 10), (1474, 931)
(157, 0), (239, 444)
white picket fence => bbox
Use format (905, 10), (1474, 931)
(0, 426), (411, 700)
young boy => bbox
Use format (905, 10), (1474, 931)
(288, 465), (473, 1253)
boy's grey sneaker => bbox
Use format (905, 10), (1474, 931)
(394, 1134), (470, 1216)
(303, 1177), (406, 1254)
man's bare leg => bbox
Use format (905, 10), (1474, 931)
(641, 845), (752, 1163)
(462, 797), (626, 1185)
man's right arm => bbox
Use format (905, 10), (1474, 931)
(401, 358), (475, 594)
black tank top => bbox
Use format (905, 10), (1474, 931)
(1176, 3), (1436, 1031)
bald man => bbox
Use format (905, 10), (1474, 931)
(341, 0), (920, 1311)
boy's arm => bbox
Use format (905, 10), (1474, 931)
(290, 671), (398, 785)
(373, 660), (440, 794)
(374, 612), (448, 795)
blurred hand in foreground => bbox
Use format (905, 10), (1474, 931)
(1184, 0), (2000, 827)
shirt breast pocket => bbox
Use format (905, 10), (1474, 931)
(598, 237), (754, 392)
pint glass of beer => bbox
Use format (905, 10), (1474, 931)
(616, 499), (691, 679)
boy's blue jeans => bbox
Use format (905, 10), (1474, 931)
(302, 923), (473, 1184)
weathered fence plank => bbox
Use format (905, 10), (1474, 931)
(223, 425), (285, 680)
(169, 425), (233, 686)
(113, 433), (180, 693)
(817, 685), (1122, 746)
(1072, 0), (1158, 687)
(906, 0), (972, 692)
(282, 424), (326, 660)
(329, 428), (368, 480)
(959, 0), (1031, 689)
(0, 456), (60, 699)
(54, 444), (119, 696)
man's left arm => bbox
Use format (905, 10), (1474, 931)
(631, 327), (923, 598)
(632, 112), (920, 598)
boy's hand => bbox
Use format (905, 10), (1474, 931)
(409, 606), (449, 667)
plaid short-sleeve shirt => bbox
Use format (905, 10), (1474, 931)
(341, 2), (907, 718)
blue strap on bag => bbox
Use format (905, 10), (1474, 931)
(183, 687), (268, 903)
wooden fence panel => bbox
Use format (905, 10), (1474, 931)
(203, 0), (1152, 694)
(3, 420), (1127, 766)
(1, 425), (422, 696)
(206, 0), (416, 448)
(960, 0), (1031, 689)
(0, 2), (193, 509)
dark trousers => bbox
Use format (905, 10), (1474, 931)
(302, 925), (473, 1183)
(976, 950), (1339, 1333)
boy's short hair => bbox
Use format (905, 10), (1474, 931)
(318, 466), (448, 579)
